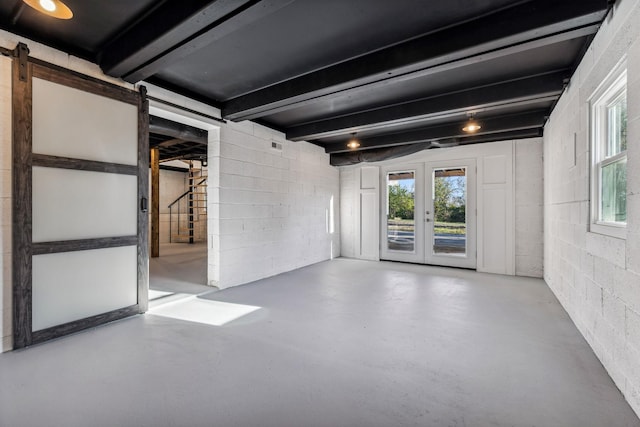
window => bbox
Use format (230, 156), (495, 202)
(590, 59), (627, 238)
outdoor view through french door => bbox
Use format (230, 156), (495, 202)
(381, 160), (476, 269)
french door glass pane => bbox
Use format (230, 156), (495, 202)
(601, 158), (627, 223)
(433, 168), (466, 255)
(387, 171), (415, 252)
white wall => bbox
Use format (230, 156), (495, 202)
(1, 54), (12, 352)
(340, 139), (542, 277)
(340, 167), (380, 261)
(543, 0), (640, 416)
(515, 139), (544, 277)
(209, 121), (340, 288)
(340, 168), (357, 259)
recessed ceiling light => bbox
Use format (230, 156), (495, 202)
(23, 0), (73, 19)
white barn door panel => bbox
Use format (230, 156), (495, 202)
(12, 45), (149, 348)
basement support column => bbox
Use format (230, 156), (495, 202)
(151, 147), (160, 258)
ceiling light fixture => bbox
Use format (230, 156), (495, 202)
(347, 133), (360, 150)
(23, 0), (73, 19)
(462, 113), (481, 133)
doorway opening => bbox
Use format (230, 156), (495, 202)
(148, 115), (211, 302)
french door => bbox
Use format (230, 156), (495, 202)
(381, 159), (476, 269)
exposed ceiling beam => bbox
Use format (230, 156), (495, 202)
(159, 165), (189, 173)
(286, 71), (566, 141)
(329, 129), (542, 166)
(103, 0), (295, 83)
(324, 111), (547, 154)
(149, 116), (208, 144)
(151, 138), (184, 148)
(222, 0), (606, 121)
(99, 0), (248, 77)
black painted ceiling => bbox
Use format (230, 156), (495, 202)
(0, 0), (611, 164)
(149, 115), (208, 162)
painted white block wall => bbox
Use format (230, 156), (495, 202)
(515, 138), (544, 277)
(1, 55), (12, 352)
(209, 121), (340, 288)
(543, 0), (640, 416)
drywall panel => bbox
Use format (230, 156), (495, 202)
(32, 78), (138, 165)
(360, 192), (378, 259)
(483, 155), (507, 184)
(482, 187), (508, 274)
(356, 166), (379, 261)
(32, 246), (137, 331)
(361, 167), (378, 189)
(32, 167), (137, 242)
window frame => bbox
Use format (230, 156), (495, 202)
(589, 58), (627, 239)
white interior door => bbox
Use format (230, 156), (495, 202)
(380, 165), (424, 263)
(424, 159), (476, 269)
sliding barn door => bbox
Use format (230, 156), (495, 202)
(12, 44), (149, 348)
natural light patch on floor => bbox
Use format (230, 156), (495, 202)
(148, 297), (262, 326)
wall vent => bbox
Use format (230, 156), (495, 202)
(271, 141), (283, 151)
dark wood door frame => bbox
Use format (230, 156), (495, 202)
(11, 43), (149, 349)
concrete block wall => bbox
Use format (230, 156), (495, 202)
(543, 0), (640, 416)
(515, 138), (544, 277)
(1, 55), (12, 352)
(209, 120), (340, 289)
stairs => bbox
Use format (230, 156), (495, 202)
(169, 161), (207, 243)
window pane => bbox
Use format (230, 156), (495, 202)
(601, 158), (627, 223)
(607, 93), (627, 157)
(433, 168), (466, 255)
(387, 172), (415, 252)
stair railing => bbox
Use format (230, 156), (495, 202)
(168, 177), (207, 243)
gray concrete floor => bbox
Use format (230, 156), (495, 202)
(1, 258), (639, 427)
(149, 242), (211, 295)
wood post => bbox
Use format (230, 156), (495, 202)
(12, 42), (33, 349)
(151, 147), (160, 258)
